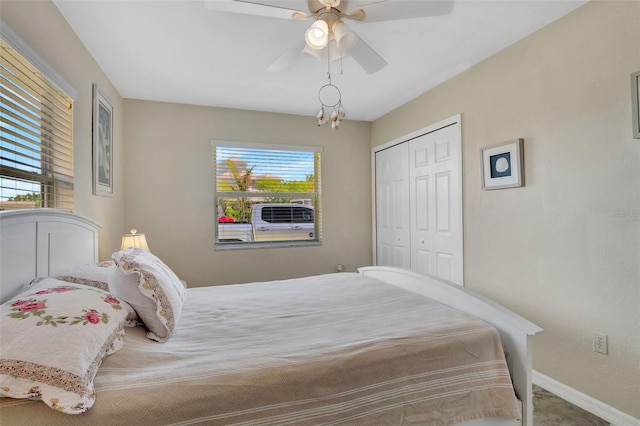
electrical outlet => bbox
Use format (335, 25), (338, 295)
(593, 332), (608, 355)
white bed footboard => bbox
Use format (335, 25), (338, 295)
(358, 266), (543, 426)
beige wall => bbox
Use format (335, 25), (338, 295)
(123, 100), (372, 286)
(372, 1), (640, 419)
(1, 0), (125, 258)
(4, 0), (638, 419)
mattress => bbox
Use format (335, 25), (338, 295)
(0, 272), (520, 425)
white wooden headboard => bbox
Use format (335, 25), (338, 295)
(0, 209), (101, 304)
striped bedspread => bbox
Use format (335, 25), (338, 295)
(0, 273), (520, 425)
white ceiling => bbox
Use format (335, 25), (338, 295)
(53, 0), (587, 122)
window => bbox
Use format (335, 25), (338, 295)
(1, 25), (75, 211)
(212, 141), (322, 248)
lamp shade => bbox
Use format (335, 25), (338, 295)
(305, 20), (329, 50)
(121, 229), (150, 252)
(332, 21), (357, 51)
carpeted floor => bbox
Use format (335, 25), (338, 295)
(533, 385), (609, 425)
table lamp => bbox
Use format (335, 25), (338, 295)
(121, 229), (150, 252)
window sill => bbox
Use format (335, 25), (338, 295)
(214, 241), (322, 251)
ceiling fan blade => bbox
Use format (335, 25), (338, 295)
(352, 0), (454, 22)
(349, 35), (387, 74)
(204, 0), (310, 20)
(267, 41), (306, 72)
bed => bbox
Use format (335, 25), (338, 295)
(0, 209), (542, 425)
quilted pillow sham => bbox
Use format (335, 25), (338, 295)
(110, 248), (186, 342)
(0, 278), (134, 414)
(54, 260), (115, 291)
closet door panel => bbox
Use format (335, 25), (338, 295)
(409, 124), (462, 284)
(414, 176), (429, 231)
(436, 172), (451, 233)
(376, 182), (392, 266)
(375, 144), (410, 269)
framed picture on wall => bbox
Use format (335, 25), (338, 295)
(481, 138), (524, 190)
(92, 83), (114, 196)
(632, 71), (640, 139)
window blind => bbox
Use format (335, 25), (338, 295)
(212, 141), (322, 247)
(0, 37), (74, 211)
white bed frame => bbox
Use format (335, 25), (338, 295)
(0, 209), (542, 426)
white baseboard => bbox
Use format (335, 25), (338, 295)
(533, 370), (640, 426)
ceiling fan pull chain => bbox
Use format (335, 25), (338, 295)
(314, 20), (345, 129)
(327, 38), (332, 84)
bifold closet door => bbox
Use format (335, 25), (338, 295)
(409, 124), (463, 284)
(375, 143), (410, 269)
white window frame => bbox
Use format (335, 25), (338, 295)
(1, 22), (77, 101)
(1, 20), (75, 211)
(211, 140), (323, 250)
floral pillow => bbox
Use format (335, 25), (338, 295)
(54, 260), (115, 291)
(0, 278), (135, 414)
(111, 248), (186, 342)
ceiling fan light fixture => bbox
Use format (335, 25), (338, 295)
(332, 21), (357, 51)
(305, 20), (329, 50)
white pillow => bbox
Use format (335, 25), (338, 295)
(54, 260), (115, 291)
(0, 278), (134, 414)
(110, 248), (186, 342)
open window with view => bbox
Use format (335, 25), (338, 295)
(1, 25), (75, 211)
(212, 141), (322, 248)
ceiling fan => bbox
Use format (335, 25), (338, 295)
(204, 0), (455, 74)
